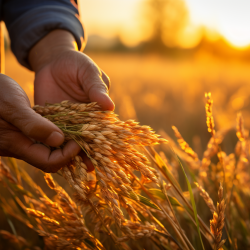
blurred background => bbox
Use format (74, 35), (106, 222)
(5, 0), (250, 153)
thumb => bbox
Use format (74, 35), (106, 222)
(10, 108), (65, 147)
(0, 74), (64, 147)
(79, 55), (115, 111)
(88, 82), (115, 111)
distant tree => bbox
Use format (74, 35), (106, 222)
(141, 0), (188, 51)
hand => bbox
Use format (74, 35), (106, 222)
(34, 51), (113, 109)
(28, 30), (115, 172)
(29, 30), (114, 110)
(0, 74), (81, 172)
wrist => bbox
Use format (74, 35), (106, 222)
(28, 29), (78, 73)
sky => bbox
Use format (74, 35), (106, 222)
(187, 0), (250, 47)
(79, 0), (250, 48)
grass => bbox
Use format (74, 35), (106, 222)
(1, 50), (250, 249)
(1, 92), (249, 249)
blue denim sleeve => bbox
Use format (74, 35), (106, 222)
(2, 0), (85, 70)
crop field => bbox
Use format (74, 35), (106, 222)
(6, 50), (250, 148)
(1, 50), (250, 249)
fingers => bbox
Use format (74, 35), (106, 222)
(0, 122), (81, 172)
(0, 74), (95, 173)
(101, 70), (111, 90)
(78, 150), (95, 172)
(23, 140), (81, 173)
(79, 54), (115, 111)
(9, 108), (64, 147)
(0, 74), (65, 147)
(88, 85), (115, 111)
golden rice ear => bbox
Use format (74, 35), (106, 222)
(236, 112), (246, 141)
(0, 230), (30, 248)
(4, 90), (241, 249)
(195, 182), (216, 214)
(44, 173), (56, 189)
(209, 183), (226, 250)
(34, 101), (166, 191)
(205, 92), (215, 137)
(30, 100), (225, 249)
(172, 125), (199, 161)
(0, 160), (17, 184)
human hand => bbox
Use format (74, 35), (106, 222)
(0, 74), (81, 172)
(28, 30), (115, 172)
(29, 30), (114, 110)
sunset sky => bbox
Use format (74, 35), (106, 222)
(80, 0), (250, 48)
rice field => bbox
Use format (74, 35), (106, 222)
(1, 50), (250, 249)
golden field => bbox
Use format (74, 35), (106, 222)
(6, 50), (250, 150)
(1, 49), (250, 249)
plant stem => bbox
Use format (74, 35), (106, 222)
(126, 167), (190, 250)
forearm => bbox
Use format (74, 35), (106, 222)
(28, 29), (78, 73)
(3, 0), (84, 69)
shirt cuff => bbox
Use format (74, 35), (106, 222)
(8, 5), (85, 70)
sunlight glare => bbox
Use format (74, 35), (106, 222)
(80, 0), (250, 49)
(221, 29), (250, 49)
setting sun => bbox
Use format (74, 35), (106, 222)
(80, 0), (250, 49)
(187, 0), (250, 48)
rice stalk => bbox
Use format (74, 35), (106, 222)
(145, 146), (214, 242)
(194, 182), (216, 214)
(172, 126), (199, 162)
(3, 94), (248, 249)
(210, 183), (226, 250)
(205, 92), (215, 137)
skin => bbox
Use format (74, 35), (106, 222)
(0, 29), (114, 173)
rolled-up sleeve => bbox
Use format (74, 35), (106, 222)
(2, 0), (85, 69)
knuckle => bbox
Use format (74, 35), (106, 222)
(81, 59), (100, 79)
(101, 71), (111, 90)
(80, 60), (108, 91)
(42, 160), (63, 173)
(0, 92), (29, 121)
(88, 81), (108, 94)
(20, 118), (37, 136)
(0, 120), (16, 157)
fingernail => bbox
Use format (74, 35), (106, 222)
(46, 131), (64, 147)
(79, 150), (95, 172)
